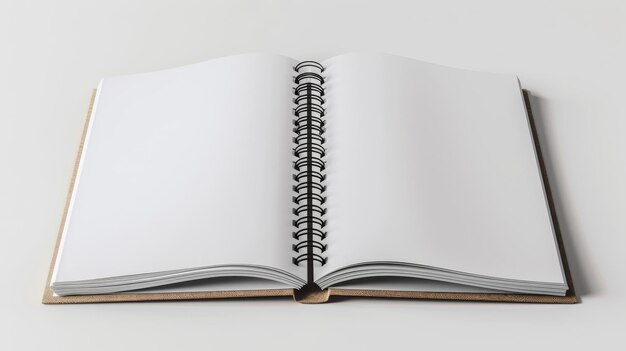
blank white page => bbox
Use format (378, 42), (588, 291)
(318, 53), (565, 284)
(53, 54), (305, 283)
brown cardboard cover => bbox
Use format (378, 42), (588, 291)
(43, 90), (576, 304)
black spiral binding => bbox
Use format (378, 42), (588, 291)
(291, 61), (327, 280)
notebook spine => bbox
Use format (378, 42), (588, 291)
(291, 61), (327, 273)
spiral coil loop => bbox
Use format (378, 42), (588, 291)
(291, 61), (327, 269)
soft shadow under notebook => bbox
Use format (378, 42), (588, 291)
(43, 53), (577, 304)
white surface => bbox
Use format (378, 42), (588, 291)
(319, 53), (565, 289)
(1, 0), (624, 349)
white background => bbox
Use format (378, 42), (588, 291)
(1, 0), (624, 349)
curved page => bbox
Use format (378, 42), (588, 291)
(318, 53), (565, 286)
(52, 54), (305, 286)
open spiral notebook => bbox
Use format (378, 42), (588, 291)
(43, 53), (576, 304)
